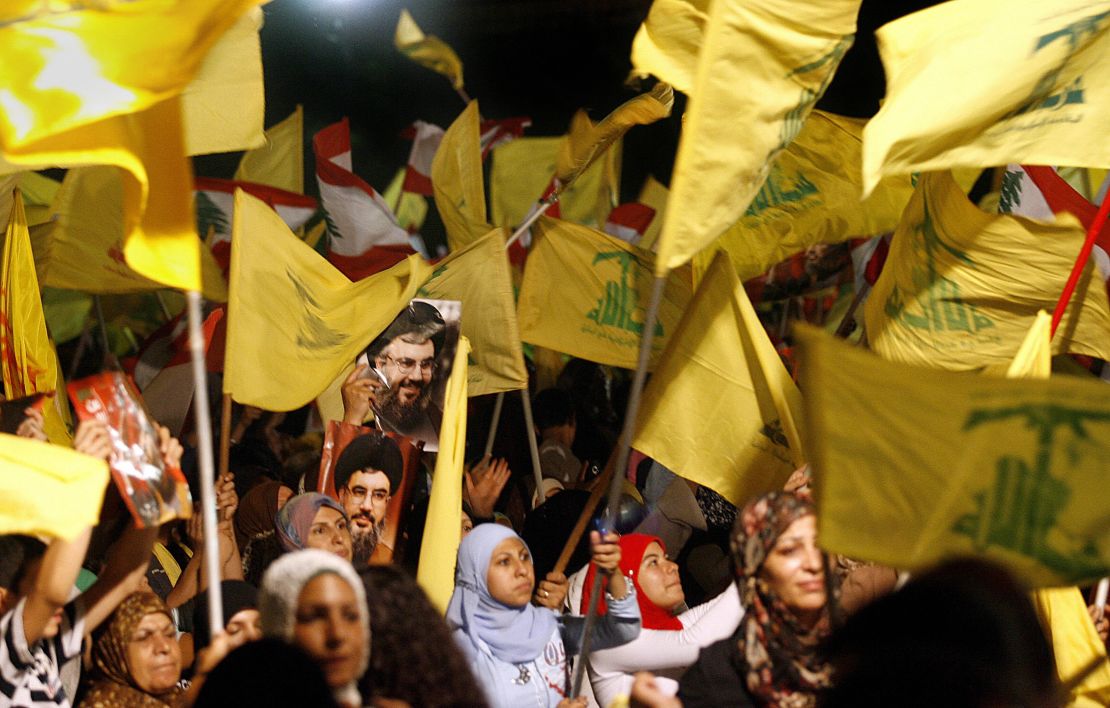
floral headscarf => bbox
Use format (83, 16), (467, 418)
(81, 592), (183, 708)
(731, 491), (834, 708)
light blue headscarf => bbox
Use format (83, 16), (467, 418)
(446, 523), (558, 663)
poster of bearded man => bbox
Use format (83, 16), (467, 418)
(355, 299), (460, 451)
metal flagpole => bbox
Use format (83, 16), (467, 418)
(483, 392), (504, 457)
(505, 196), (558, 250)
(519, 388), (545, 509)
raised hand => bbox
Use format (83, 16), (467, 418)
(74, 419), (112, 460)
(533, 571), (569, 611)
(341, 365), (382, 425)
(15, 406), (47, 441)
(463, 455), (511, 519)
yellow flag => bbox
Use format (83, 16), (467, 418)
(490, 137), (619, 231)
(554, 83), (673, 188)
(181, 7), (265, 156)
(42, 166), (227, 300)
(630, 0), (709, 94)
(637, 175), (669, 252)
(863, 171), (1110, 370)
(517, 217), (693, 369)
(1033, 588), (1110, 707)
(0, 434), (108, 540)
(862, 1), (1110, 196)
(417, 337), (469, 612)
(226, 189), (430, 411)
(1, 192), (71, 445)
(633, 252), (805, 507)
(652, 0), (858, 276)
(394, 9), (465, 91)
(16, 172), (60, 227)
(382, 167), (429, 235)
(797, 325), (1110, 588)
(0, 0), (262, 293)
(415, 230), (527, 396)
(235, 105), (305, 195)
(431, 102), (491, 252)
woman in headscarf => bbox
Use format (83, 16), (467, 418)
(584, 534), (743, 707)
(448, 524), (640, 708)
(79, 592), (184, 707)
(235, 480), (293, 585)
(274, 492), (353, 563)
(677, 491), (835, 707)
(191, 580), (261, 657)
(259, 549), (369, 708)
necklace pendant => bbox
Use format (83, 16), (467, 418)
(512, 664), (531, 685)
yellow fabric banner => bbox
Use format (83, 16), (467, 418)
(1, 193), (71, 445)
(226, 189), (430, 411)
(1033, 588), (1110, 707)
(431, 102), (491, 252)
(630, 0), (709, 94)
(652, 0), (859, 276)
(181, 7), (266, 156)
(0, 433), (108, 541)
(798, 325), (1110, 588)
(235, 105), (305, 195)
(863, 171), (1110, 370)
(417, 337), (469, 612)
(42, 166), (226, 300)
(633, 252), (805, 507)
(0, 0), (261, 293)
(517, 217), (693, 369)
(382, 167), (429, 234)
(394, 9), (465, 92)
(862, 1), (1110, 196)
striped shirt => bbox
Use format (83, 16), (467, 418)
(0, 598), (85, 707)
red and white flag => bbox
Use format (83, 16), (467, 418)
(401, 121), (445, 196)
(479, 117), (531, 159)
(603, 203), (656, 246)
(849, 235), (891, 294)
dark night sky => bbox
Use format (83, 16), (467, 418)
(194, 0), (943, 227)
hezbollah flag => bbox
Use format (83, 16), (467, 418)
(0, 0), (263, 294)
(235, 105), (305, 195)
(630, 0), (708, 95)
(1, 192), (71, 445)
(651, 0), (859, 276)
(861, 0), (1110, 196)
(516, 217), (693, 369)
(863, 171), (1110, 370)
(633, 251), (805, 507)
(798, 324), (1110, 588)
(394, 9), (465, 93)
(417, 337), (469, 612)
(431, 102), (492, 252)
(0, 434), (109, 540)
(226, 189), (430, 411)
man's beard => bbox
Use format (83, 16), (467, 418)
(351, 517), (385, 565)
(378, 380), (433, 430)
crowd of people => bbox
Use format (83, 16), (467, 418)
(0, 354), (1096, 708)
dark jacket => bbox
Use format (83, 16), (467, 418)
(677, 633), (759, 708)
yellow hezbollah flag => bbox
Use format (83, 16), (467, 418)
(633, 251), (805, 507)
(861, 1), (1110, 196)
(181, 7), (265, 156)
(0, 434), (109, 541)
(415, 230), (527, 396)
(417, 337), (469, 611)
(517, 216), (693, 369)
(490, 136), (619, 231)
(431, 101), (491, 252)
(555, 83), (673, 189)
(863, 171), (1110, 371)
(652, 0), (858, 276)
(1, 192), (71, 445)
(235, 105), (305, 195)
(798, 324), (1110, 588)
(0, 0), (262, 293)
(226, 189), (430, 411)
(394, 9), (465, 92)
(42, 166), (226, 300)
(630, 0), (708, 94)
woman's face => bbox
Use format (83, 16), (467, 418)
(294, 574), (366, 690)
(126, 612), (181, 695)
(636, 542), (684, 612)
(306, 506), (353, 561)
(759, 514), (826, 628)
(486, 537), (535, 607)
(224, 608), (262, 649)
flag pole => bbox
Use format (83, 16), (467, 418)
(505, 195), (559, 250)
(518, 388), (545, 509)
(186, 290), (223, 639)
(1049, 196), (1110, 338)
(483, 391), (504, 457)
(570, 275), (666, 698)
(219, 393), (232, 478)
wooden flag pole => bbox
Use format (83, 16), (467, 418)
(552, 449), (616, 576)
(570, 275), (666, 698)
(483, 391), (504, 457)
(505, 198), (557, 250)
(186, 291), (223, 638)
(219, 393), (232, 479)
(519, 388), (545, 509)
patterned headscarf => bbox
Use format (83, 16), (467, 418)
(83, 592), (183, 708)
(731, 491), (834, 708)
(274, 492), (347, 552)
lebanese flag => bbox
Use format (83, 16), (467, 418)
(194, 178), (317, 273)
(604, 203), (656, 246)
(479, 117), (531, 159)
(849, 235), (891, 294)
(400, 121), (444, 196)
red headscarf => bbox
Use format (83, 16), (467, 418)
(580, 533), (683, 631)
